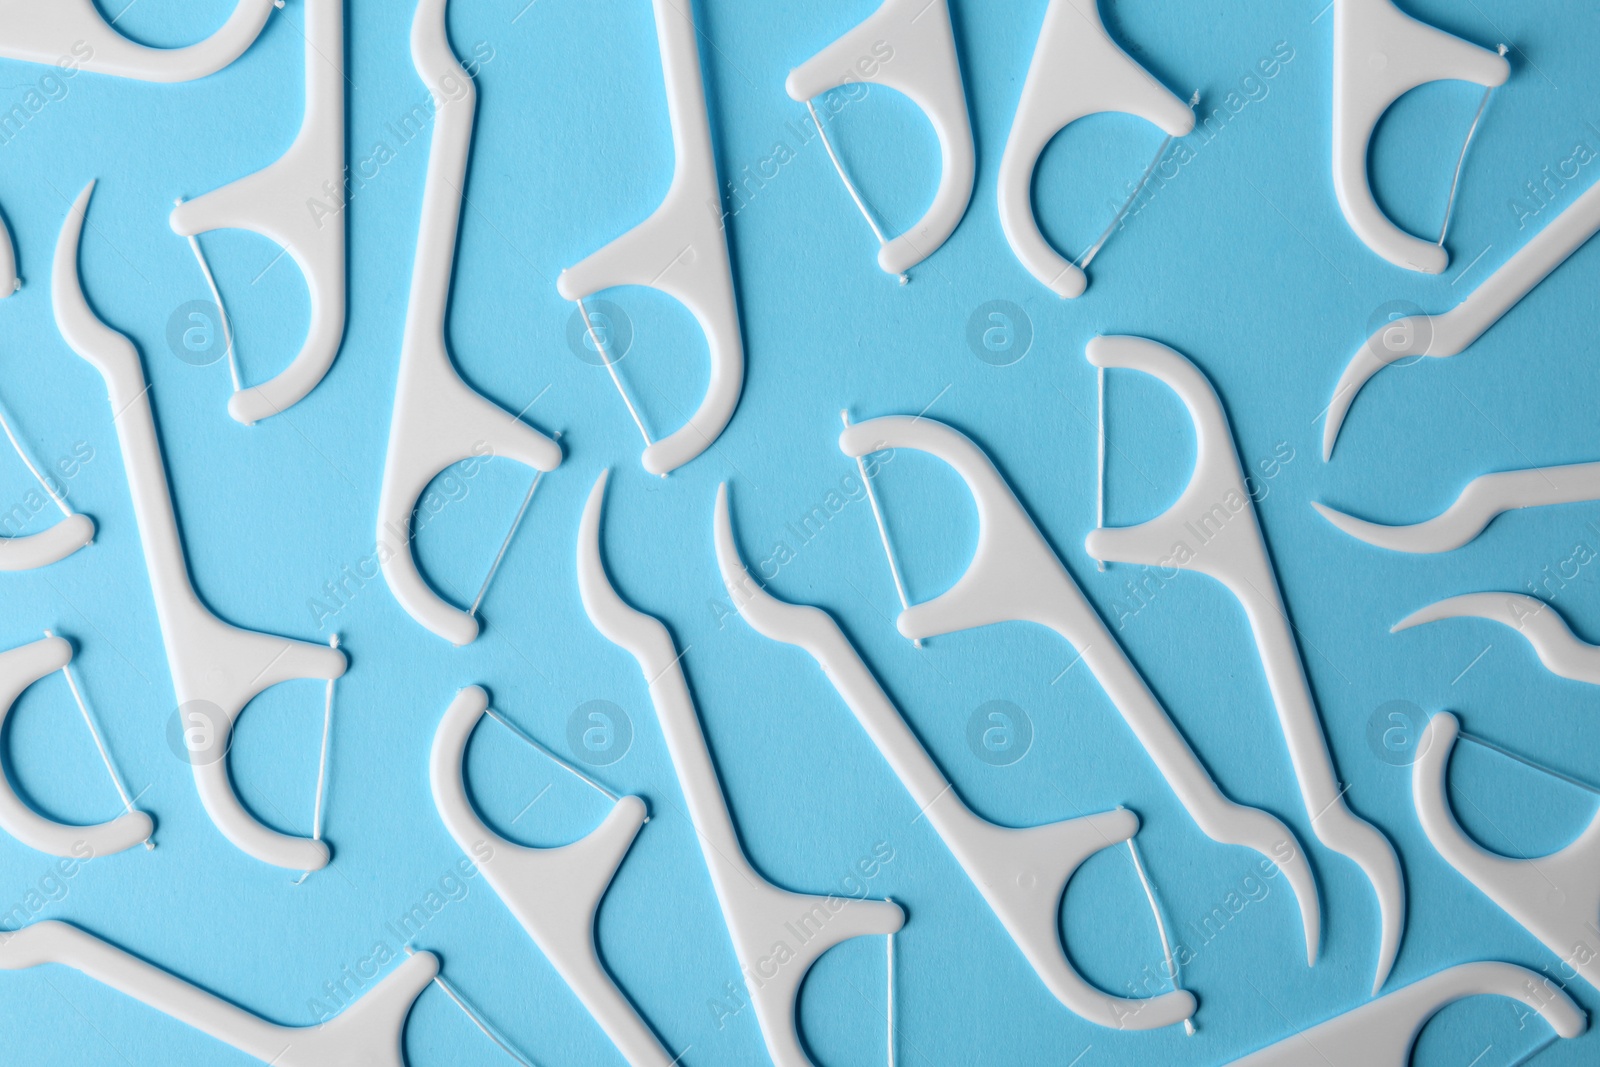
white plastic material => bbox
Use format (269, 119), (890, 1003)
(0, 921), (437, 1065)
(1082, 336), (1404, 992)
(1415, 712), (1600, 992)
(430, 686), (673, 1067)
(1323, 174), (1600, 458)
(0, 637), (151, 857)
(714, 486), (1200, 1030)
(54, 182), (347, 871)
(1395, 594), (1600, 685)
(835, 416), (1323, 975)
(557, 0), (743, 477)
(1227, 960), (1584, 1066)
(578, 472), (902, 1067)
(0, 207), (15, 297)
(1331, 0), (1508, 274)
(785, 0), (974, 274)
(0, 513), (94, 572)
(169, 0), (345, 426)
(0, 0), (274, 82)
(377, 0), (562, 647)
(1314, 461), (1600, 554)
(997, 0), (1194, 299)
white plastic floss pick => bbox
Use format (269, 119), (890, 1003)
(1314, 461), (1600, 554)
(785, 0), (975, 275)
(1227, 961), (1584, 1066)
(1323, 173), (1600, 459)
(1083, 336), (1404, 993)
(997, 0), (1195, 298)
(1394, 593), (1600, 685)
(0, 922), (439, 1066)
(1414, 712), (1600, 993)
(376, 0), (562, 647)
(0, 636), (151, 857)
(0, 0), (275, 82)
(169, 0), (346, 425)
(1331, 0), (1509, 273)
(578, 471), (903, 1067)
(714, 484), (1200, 1031)
(430, 685), (676, 1067)
(836, 416), (1323, 971)
(0, 206), (16, 297)
(54, 181), (347, 871)
(557, 0), (744, 478)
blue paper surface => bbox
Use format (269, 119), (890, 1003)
(0, 0), (1597, 1063)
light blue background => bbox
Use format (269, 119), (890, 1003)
(0, 0), (1597, 1063)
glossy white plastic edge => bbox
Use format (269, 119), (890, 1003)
(168, 0), (345, 426)
(0, 637), (151, 857)
(1323, 174), (1600, 459)
(557, 0), (743, 477)
(840, 415), (1323, 945)
(377, 0), (562, 647)
(0, 921), (437, 1065)
(54, 181), (347, 871)
(714, 484), (1196, 1030)
(1415, 712), (1600, 992)
(784, 0), (974, 274)
(578, 471), (903, 1066)
(0, 206), (16, 298)
(1331, 0), (1508, 274)
(1314, 461), (1600, 555)
(997, 0), (1194, 299)
(0, 0), (274, 82)
(1227, 960), (1584, 1066)
(1394, 593), (1600, 685)
(430, 685), (674, 1067)
(1081, 335), (1404, 992)
(0, 513), (94, 572)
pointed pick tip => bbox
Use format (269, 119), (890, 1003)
(1390, 606), (1436, 634)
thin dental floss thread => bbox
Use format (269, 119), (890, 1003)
(470, 432), (561, 618)
(1126, 830), (1193, 1035)
(842, 410), (922, 649)
(485, 707), (626, 806)
(1458, 730), (1600, 797)
(578, 297), (654, 449)
(806, 99), (909, 284)
(174, 198), (243, 394)
(886, 903), (897, 1067)
(295, 634), (341, 885)
(1079, 92), (1198, 270)
(47, 630), (149, 850)
(1438, 46), (1508, 247)
(404, 947), (540, 1067)
(0, 401), (72, 518)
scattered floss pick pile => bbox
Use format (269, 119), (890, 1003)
(7, 0), (1600, 1062)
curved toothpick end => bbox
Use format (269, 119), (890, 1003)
(1391, 602), (1456, 633)
(1323, 340), (1401, 460)
(1311, 501), (1402, 551)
